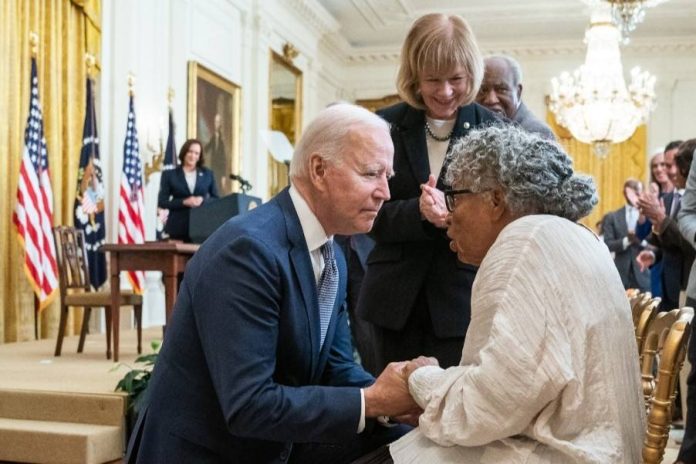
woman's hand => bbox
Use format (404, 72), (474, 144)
(402, 356), (440, 380)
(419, 175), (448, 228)
(637, 187), (666, 228)
(183, 196), (204, 208)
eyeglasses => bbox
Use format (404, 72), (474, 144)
(444, 188), (484, 212)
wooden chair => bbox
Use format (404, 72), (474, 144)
(641, 306), (694, 464)
(52, 226), (143, 359)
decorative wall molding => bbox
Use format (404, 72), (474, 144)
(283, 0), (341, 37)
(349, 0), (409, 29)
(343, 36), (696, 64)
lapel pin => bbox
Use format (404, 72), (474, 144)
(463, 122), (470, 129)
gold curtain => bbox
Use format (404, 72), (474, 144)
(0, 0), (100, 343)
(546, 110), (647, 230)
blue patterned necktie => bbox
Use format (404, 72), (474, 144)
(317, 240), (338, 348)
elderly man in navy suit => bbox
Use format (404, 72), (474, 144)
(126, 103), (416, 464)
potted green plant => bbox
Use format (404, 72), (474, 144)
(113, 340), (161, 438)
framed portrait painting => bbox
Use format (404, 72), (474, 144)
(187, 61), (241, 195)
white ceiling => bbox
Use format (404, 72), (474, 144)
(316, 0), (696, 53)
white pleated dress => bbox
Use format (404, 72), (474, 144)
(390, 215), (645, 464)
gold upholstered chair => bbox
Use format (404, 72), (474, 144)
(52, 226), (143, 359)
(633, 292), (660, 356)
(641, 306), (694, 464)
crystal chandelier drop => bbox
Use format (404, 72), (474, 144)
(548, 4), (656, 157)
(581, 0), (670, 42)
(607, 0), (669, 38)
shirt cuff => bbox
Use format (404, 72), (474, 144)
(622, 237), (629, 250)
(358, 389), (366, 433)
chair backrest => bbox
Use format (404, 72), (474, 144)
(630, 291), (651, 326)
(52, 226), (92, 294)
(634, 293), (660, 356)
(642, 306), (694, 464)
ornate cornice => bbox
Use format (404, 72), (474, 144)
(284, 0), (341, 37)
(344, 36), (696, 64)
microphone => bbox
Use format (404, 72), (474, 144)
(229, 173), (252, 193)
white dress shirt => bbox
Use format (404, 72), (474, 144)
(288, 185), (367, 433)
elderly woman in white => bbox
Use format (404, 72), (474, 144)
(362, 125), (645, 464)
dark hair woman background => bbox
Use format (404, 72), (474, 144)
(158, 138), (218, 242)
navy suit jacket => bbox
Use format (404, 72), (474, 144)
(127, 188), (373, 463)
(158, 166), (218, 240)
(357, 102), (497, 338)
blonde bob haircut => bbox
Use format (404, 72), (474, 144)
(396, 13), (483, 110)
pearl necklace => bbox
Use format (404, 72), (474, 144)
(425, 121), (453, 142)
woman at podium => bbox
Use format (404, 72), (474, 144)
(158, 138), (219, 242)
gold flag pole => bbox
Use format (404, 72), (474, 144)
(145, 87), (173, 183)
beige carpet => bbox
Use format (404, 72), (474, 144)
(0, 326), (163, 394)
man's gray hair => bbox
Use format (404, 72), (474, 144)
(485, 54), (523, 87)
(288, 103), (390, 180)
(445, 125), (597, 222)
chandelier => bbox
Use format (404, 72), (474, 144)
(548, 4), (656, 157)
(609, 0), (669, 38)
(582, 0), (670, 42)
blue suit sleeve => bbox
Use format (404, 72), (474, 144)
(191, 236), (363, 443)
(207, 169), (219, 199)
(158, 171), (186, 210)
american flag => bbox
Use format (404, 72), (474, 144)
(13, 58), (58, 309)
(118, 94), (146, 293)
(156, 107), (176, 240)
(74, 77), (107, 288)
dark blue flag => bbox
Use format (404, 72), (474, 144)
(156, 107), (176, 240)
(163, 108), (176, 170)
(74, 77), (106, 289)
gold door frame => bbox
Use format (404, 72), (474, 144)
(268, 49), (303, 198)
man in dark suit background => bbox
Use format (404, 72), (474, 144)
(476, 54), (556, 140)
(603, 178), (651, 291)
(126, 103), (415, 464)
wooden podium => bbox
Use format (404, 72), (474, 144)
(189, 193), (262, 244)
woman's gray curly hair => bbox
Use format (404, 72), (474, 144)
(445, 124), (598, 222)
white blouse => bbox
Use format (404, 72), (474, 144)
(391, 215), (645, 464)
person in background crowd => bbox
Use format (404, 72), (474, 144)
(673, 138), (696, 464)
(127, 104), (412, 464)
(637, 141), (692, 311)
(603, 178), (651, 291)
(637, 150), (675, 297)
(157, 138), (218, 242)
(359, 125), (644, 463)
(476, 54), (555, 139)
(357, 13), (497, 372)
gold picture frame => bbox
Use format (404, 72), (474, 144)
(268, 49), (303, 198)
(187, 61), (241, 195)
